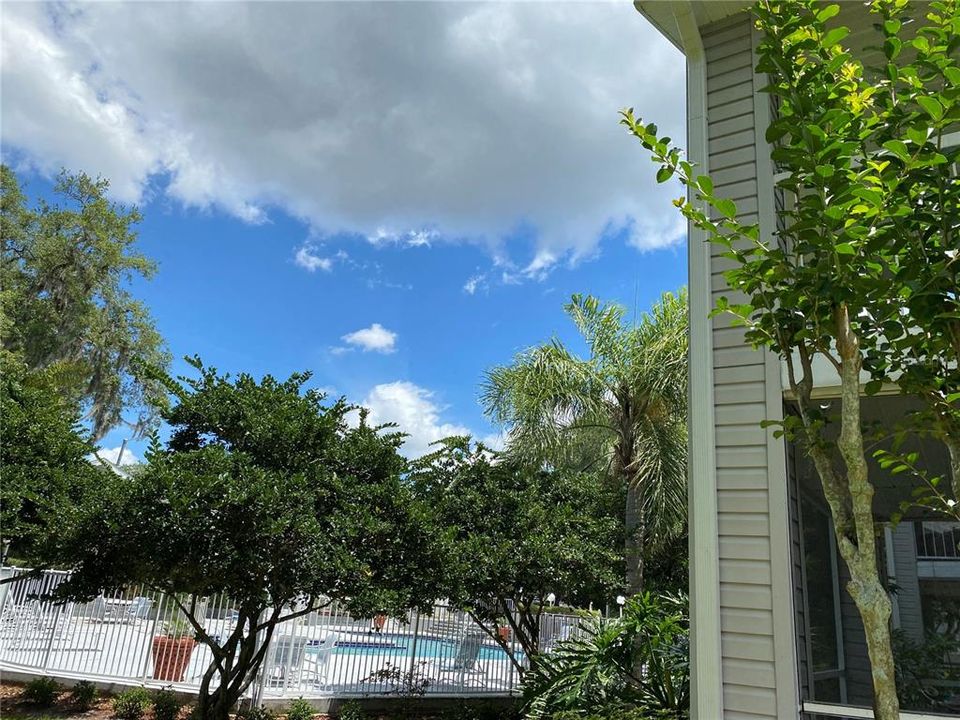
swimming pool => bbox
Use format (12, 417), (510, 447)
(308, 633), (514, 660)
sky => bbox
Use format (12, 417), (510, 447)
(1, 1), (687, 462)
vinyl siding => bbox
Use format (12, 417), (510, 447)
(891, 524), (925, 642)
(702, 14), (789, 720)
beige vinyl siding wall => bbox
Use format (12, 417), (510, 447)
(891, 525), (924, 642)
(702, 14), (795, 719)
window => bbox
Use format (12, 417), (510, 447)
(790, 396), (960, 717)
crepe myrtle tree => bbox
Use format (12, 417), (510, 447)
(411, 438), (623, 675)
(47, 358), (447, 720)
(622, 1), (958, 717)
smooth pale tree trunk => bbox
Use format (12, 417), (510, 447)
(944, 435), (960, 509)
(793, 307), (899, 720)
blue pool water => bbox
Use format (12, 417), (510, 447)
(308, 633), (512, 660)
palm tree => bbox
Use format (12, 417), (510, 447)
(482, 290), (687, 596)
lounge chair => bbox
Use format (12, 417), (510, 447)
(264, 632), (337, 688)
(124, 597), (152, 623)
(430, 630), (488, 687)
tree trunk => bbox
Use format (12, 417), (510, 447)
(943, 433), (960, 511)
(624, 479), (644, 597)
(845, 562), (898, 720)
(831, 307), (899, 720)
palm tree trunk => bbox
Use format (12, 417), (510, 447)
(625, 480), (644, 597)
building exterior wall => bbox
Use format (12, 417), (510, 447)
(891, 524), (925, 642)
(701, 13), (798, 719)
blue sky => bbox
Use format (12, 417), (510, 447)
(2, 2), (687, 461)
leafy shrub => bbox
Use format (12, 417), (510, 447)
(71, 680), (98, 710)
(892, 629), (960, 711)
(152, 687), (182, 720)
(23, 676), (61, 706)
(285, 698), (314, 720)
(112, 687), (151, 720)
(440, 701), (521, 720)
(338, 701), (364, 720)
(236, 705), (275, 720)
(521, 593), (689, 720)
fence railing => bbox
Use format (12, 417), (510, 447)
(0, 568), (586, 699)
(915, 521), (960, 560)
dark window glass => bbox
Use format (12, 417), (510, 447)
(790, 396), (960, 714)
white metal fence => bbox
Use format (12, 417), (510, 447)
(0, 568), (585, 699)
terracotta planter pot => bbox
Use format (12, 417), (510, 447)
(152, 635), (197, 682)
(497, 625), (510, 643)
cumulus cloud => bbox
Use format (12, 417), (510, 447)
(90, 445), (141, 467)
(342, 323), (397, 353)
(358, 381), (471, 458)
(1, 2), (685, 267)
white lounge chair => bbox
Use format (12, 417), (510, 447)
(124, 597), (152, 623)
(430, 631), (488, 687)
(264, 632), (337, 688)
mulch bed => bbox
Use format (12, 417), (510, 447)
(1, 683), (115, 720)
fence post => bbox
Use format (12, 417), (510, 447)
(409, 608), (421, 693)
(252, 609), (272, 708)
(41, 602), (63, 672)
(142, 592), (164, 683)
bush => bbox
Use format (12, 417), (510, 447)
(71, 680), (98, 710)
(338, 701), (364, 720)
(285, 698), (314, 720)
(521, 593), (689, 720)
(112, 687), (151, 720)
(152, 687), (182, 720)
(23, 676), (61, 706)
(440, 702), (520, 720)
(237, 705), (276, 720)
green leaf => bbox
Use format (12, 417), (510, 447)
(815, 164), (836, 177)
(656, 166), (675, 183)
(905, 126), (928, 145)
(822, 27), (850, 48)
(917, 96), (944, 120)
(834, 243), (856, 255)
(883, 19), (901, 35)
(697, 175), (713, 195)
(714, 198), (737, 219)
(816, 4), (840, 22)
(882, 140), (910, 160)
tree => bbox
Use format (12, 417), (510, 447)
(47, 359), (446, 720)
(482, 292), (688, 598)
(0, 166), (170, 439)
(622, 1), (959, 716)
(0, 349), (102, 568)
(412, 438), (623, 675)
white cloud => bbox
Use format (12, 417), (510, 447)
(294, 243), (333, 272)
(1, 2), (685, 266)
(357, 381), (471, 458)
(463, 273), (486, 295)
(479, 431), (506, 452)
(90, 445), (141, 467)
(342, 323), (397, 353)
